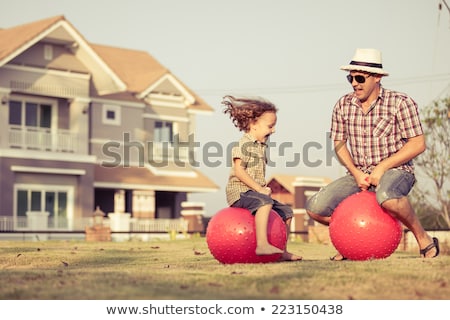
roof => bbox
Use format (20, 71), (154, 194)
(0, 15), (213, 112)
(94, 164), (219, 193)
(267, 174), (332, 194)
(90, 44), (168, 93)
(91, 44), (213, 113)
(267, 174), (297, 194)
(0, 15), (66, 62)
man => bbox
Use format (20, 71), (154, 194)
(305, 48), (439, 260)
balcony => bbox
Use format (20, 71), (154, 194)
(8, 125), (80, 153)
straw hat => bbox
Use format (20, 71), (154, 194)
(340, 48), (389, 76)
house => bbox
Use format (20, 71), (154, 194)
(267, 174), (331, 209)
(266, 174), (297, 207)
(267, 174), (331, 241)
(0, 15), (219, 234)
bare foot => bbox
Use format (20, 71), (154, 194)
(255, 244), (283, 255)
(330, 253), (347, 261)
(279, 251), (303, 261)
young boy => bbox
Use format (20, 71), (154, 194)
(223, 95), (302, 261)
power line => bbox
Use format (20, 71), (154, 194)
(385, 73), (450, 86)
(194, 73), (450, 96)
(432, 83), (450, 100)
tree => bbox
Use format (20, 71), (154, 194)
(411, 96), (450, 229)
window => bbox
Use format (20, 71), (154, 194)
(154, 121), (173, 143)
(44, 44), (53, 60)
(106, 110), (115, 119)
(15, 186), (71, 230)
(8, 98), (56, 151)
(102, 104), (121, 125)
(9, 99), (52, 128)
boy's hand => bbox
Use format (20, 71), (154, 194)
(259, 187), (272, 196)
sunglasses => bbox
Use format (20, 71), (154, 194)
(346, 74), (371, 84)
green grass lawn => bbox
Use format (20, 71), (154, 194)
(0, 236), (448, 300)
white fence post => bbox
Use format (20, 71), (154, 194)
(26, 211), (49, 241)
(108, 212), (131, 242)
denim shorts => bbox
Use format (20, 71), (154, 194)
(305, 169), (416, 217)
(231, 190), (293, 221)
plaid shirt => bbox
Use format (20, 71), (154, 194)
(331, 87), (423, 174)
(226, 133), (267, 205)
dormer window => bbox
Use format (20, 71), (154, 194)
(44, 44), (53, 61)
(154, 121), (173, 143)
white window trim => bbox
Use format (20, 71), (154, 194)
(14, 183), (74, 230)
(9, 94), (58, 132)
(102, 104), (121, 126)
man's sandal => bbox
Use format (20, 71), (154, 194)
(419, 237), (440, 258)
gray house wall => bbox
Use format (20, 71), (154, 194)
(0, 17), (217, 231)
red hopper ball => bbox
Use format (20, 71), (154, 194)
(329, 191), (402, 261)
(206, 207), (287, 264)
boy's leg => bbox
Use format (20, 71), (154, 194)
(271, 201), (302, 261)
(232, 191), (284, 256)
(280, 217), (303, 261)
(254, 204), (283, 255)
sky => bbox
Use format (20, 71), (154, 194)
(1, 0), (449, 216)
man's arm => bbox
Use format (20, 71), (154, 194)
(334, 140), (370, 190)
(369, 134), (426, 185)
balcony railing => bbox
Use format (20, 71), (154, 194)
(0, 216), (188, 233)
(8, 125), (79, 153)
(0, 216), (92, 231)
(150, 141), (190, 162)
